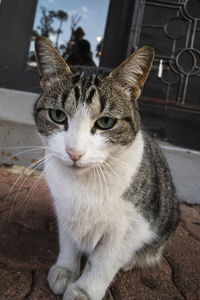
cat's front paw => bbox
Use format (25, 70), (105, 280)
(63, 284), (91, 300)
(48, 265), (74, 295)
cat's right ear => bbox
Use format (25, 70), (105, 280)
(107, 46), (154, 99)
(35, 36), (72, 88)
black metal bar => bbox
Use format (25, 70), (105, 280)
(146, 2), (177, 9)
(127, 0), (145, 54)
(0, 0), (38, 70)
(146, 1), (181, 9)
(0, 0), (38, 89)
(100, 0), (136, 68)
(140, 24), (164, 29)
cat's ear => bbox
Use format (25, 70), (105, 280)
(35, 36), (72, 88)
(108, 46), (154, 99)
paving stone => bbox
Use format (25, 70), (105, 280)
(0, 219), (58, 271)
(180, 203), (200, 241)
(26, 271), (114, 300)
(0, 167), (200, 300)
(165, 225), (200, 300)
(110, 257), (184, 300)
(0, 169), (29, 210)
(0, 263), (32, 300)
(0, 170), (54, 232)
(27, 271), (61, 300)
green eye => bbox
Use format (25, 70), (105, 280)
(96, 117), (116, 130)
(49, 109), (67, 124)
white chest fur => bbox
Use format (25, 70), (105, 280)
(44, 131), (152, 252)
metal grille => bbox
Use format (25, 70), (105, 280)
(128, 0), (200, 107)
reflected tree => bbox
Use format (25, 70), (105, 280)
(30, 7), (68, 67)
(32, 8), (95, 66)
(36, 7), (56, 39)
(33, 7), (68, 48)
(59, 14), (81, 59)
(70, 14), (82, 41)
(55, 10), (68, 48)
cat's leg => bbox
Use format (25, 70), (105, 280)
(48, 226), (80, 295)
(63, 232), (140, 300)
(121, 243), (165, 272)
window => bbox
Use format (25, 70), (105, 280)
(0, 0), (138, 92)
(28, 0), (110, 68)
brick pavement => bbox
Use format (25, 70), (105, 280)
(0, 166), (200, 300)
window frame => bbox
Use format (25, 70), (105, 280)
(0, 0), (136, 92)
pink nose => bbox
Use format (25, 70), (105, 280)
(67, 150), (85, 162)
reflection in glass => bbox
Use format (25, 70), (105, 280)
(28, 0), (109, 68)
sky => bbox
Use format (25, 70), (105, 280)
(31, 0), (110, 65)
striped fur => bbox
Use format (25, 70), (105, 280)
(34, 37), (179, 300)
(34, 71), (139, 145)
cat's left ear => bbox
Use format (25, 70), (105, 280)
(35, 36), (72, 88)
(108, 46), (154, 99)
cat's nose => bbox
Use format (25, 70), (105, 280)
(67, 149), (85, 162)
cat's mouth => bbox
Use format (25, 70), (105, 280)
(68, 161), (102, 171)
(68, 162), (91, 171)
(70, 164), (88, 169)
(57, 156), (103, 171)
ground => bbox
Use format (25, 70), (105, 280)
(0, 166), (200, 300)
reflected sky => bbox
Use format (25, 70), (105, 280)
(32, 0), (109, 65)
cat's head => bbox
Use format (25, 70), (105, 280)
(34, 36), (154, 172)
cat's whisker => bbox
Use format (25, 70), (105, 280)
(98, 165), (110, 201)
(108, 158), (131, 176)
(108, 156), (130, 168)
(104, 160), (123, 180)
(2, 147), (46, 164)
(103, 161), (119, 179)
(9, 159), (51, 219)
(13, 171), (44, 218)
(94, 165), (104, 199)
(1, 156), (47, 211)
(23, 170), (45, 207)
(20, 158), (52, 216)
(8, 154), (51, 218)
(27, 155), (52, 202)
(89, 166), (95, 190)
(101, 163), (117, 186)
(0, 145), (46, 150)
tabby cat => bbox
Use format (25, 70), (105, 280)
(34, 36), (179, 300)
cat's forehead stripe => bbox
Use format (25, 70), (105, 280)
(70, 73), (99, 107)
(86, 88), (96, 105)
(74, 86), (80, 107)
(94, 76), (100, 86)
(81, 73), (93, 89)
(72, 74), (81, 85)
(80, 73), (89, 91)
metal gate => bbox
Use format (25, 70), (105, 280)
(128, 0), (200, 108)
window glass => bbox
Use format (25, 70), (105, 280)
(28, 0), (109, 68)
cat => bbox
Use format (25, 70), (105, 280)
(34, 36), (179, 300)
